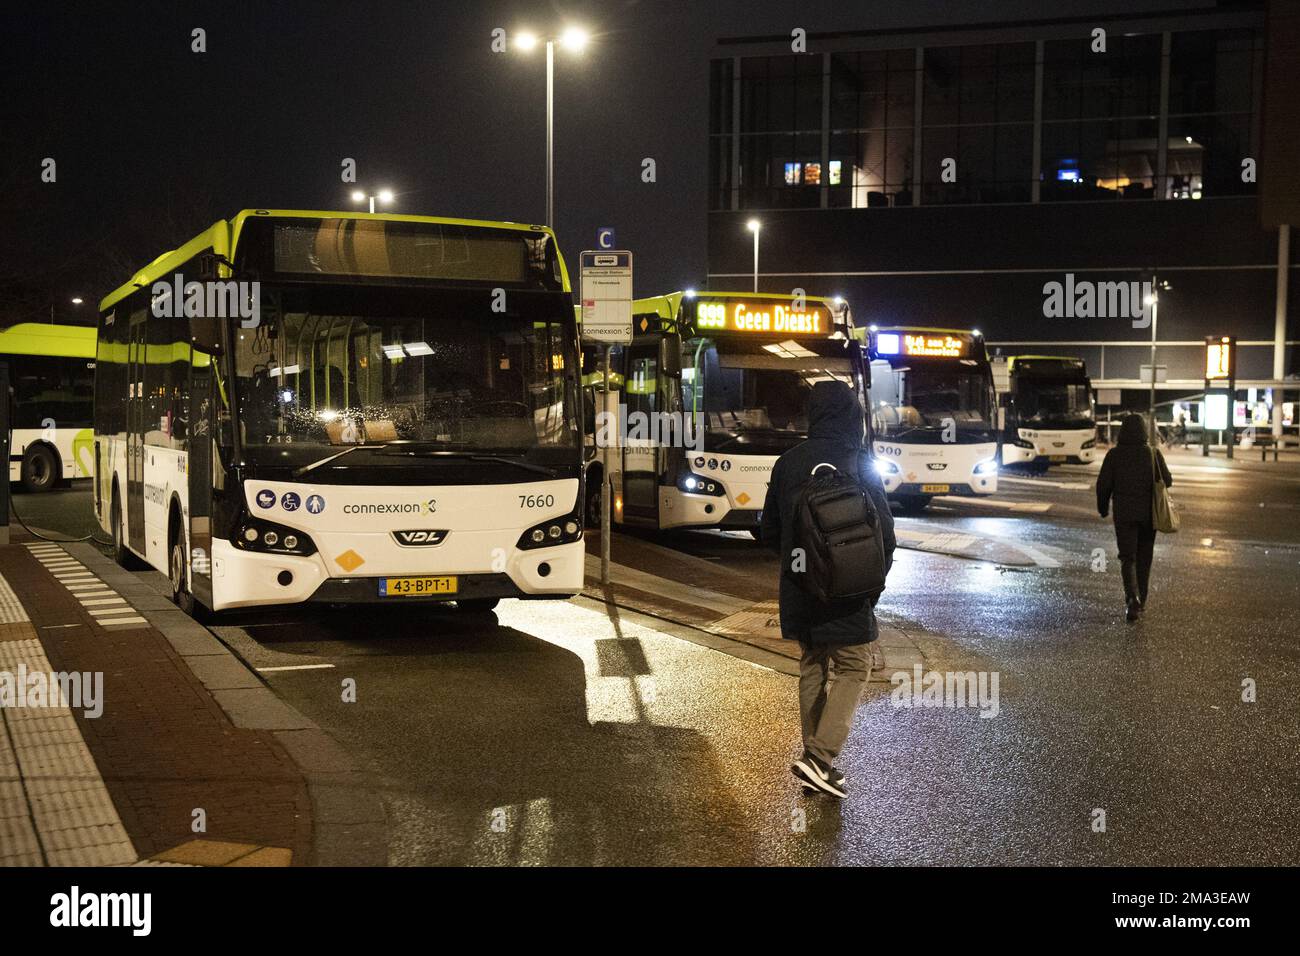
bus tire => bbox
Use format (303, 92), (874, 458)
(20, 444), (58, 494)
(168, 511), (195, 617)
(584, 471), (603, 529)
(456, 598), (499, 613)
(110, 483), (144, 570)
(897, 495), (932, 515)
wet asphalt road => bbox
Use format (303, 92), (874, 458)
(16, 450), (1300, 864)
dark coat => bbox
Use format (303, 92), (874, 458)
(760, 381), (896, 645)
(1097, 414), (1173, 526)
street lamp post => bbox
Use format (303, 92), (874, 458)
(1146, 282), (1159, 444)
(351, 189), (394, 214)
(514, 26), (588, 228)
(747, 219), (761, 293)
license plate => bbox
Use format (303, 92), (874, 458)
(921, 484), (950, 493)
(379, 576), (458, 597)
(1050, 455), (1067, 462)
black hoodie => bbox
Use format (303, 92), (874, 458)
(760, 381), (896, 644)
(1097, 413), (1173, 524)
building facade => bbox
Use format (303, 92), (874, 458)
(707, 3), (1297, 423)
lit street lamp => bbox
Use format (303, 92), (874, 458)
(1144, 277), (1171, 443)
(351, 189), (394, 214)
(513, 25), (589, 228)
(747, 220), (761, 293)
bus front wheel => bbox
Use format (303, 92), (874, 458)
(584, 479), (603, 529)
(20, 445), (58, 494)
(456, 598), (500, 614)
(896, 495), (932, 515)
(169, 528), (196, 617)
(111, 486), (143, 570)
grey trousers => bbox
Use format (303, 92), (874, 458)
(798, 641), (872, 766)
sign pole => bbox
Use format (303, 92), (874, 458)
(579, 249), (634, 590)
(601, 344), (612, 586)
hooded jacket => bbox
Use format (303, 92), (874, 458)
(760, 381), (896, 645)
(1097, 414), (1173, 525)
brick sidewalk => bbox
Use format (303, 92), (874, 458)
(0, 538), (314, 866)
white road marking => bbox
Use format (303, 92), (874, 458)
(932, 495), (1052, 513)
(256, 663), (338, 672)
(999, 476), (1091, 490)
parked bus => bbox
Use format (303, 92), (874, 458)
(587, 290), (865, 535)
(95, 209), (584, 615)
(2, 322), (96, 492)
(997, 355), (1098, 470)
(863, 326), (999, 513)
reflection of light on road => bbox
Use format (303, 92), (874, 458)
(470, 797), (554, 865)
(495, 600), (653, 727)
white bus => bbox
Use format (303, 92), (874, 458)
(3, 323), (97, 492)
(95, 209), (585, 615)
(587, 291), (865, 536)
(864, 326), (1000, 513)
(997, 355), (1098, 470)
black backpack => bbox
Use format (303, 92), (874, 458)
(791, 458), (888, 604)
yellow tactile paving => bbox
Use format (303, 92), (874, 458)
(151, 838), (293, 867)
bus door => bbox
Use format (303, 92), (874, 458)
(126, 308), (147, 553)
(187, 348), (215, 608)
(620, 336), (664, 521)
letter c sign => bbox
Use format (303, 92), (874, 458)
(596, 227), (615, 250)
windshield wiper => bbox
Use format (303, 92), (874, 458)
(291, 444), (384, 478)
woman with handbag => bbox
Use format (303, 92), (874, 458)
(1097, 413), (1176, 622)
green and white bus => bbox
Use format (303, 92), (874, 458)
(997, 355), (1098, 469)
(2, 322), (97, 492)
(587, 290), (865, 534)
(95, 209), (585, 615)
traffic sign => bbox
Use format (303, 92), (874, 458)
(596, 227), (616, 249)
(580, 250), (633, 345)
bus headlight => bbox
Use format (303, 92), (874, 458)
(678, 472), (726, 496)
(873, 459), (900, 477)
(234, 517), (317, 556)
(518, 511), (584, 550)
(1081, 438), (1097, 449)
(974, 458), (999, 475)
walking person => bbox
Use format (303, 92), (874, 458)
(760, 380), (896, 798)
(1097, 412), (1174, 622)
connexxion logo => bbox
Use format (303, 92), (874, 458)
(391, 529), (449, 547)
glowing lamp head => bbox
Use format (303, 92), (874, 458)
(746, 219), (761, 233)
(351, 190), (365, 202)
(515, 32), (538, 51)
(377, 189), (394, 204)
(560, 26), (589, 52)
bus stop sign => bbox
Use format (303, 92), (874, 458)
(580, 250), (633, 345)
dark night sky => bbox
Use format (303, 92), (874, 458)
(3, 0), (1206, 311)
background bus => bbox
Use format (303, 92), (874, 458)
(587, 290), (864, 535)
(864, 327), (999, 513)
(2, 322), (97, 492)
(996, 355), (1098, 470)
(96, 209), (584, 615)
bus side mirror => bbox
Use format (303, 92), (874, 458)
(660, 337), (681, 377)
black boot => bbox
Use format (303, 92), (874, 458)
(1126, 598), (1141, 623)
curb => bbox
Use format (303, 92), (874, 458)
(63, 542), (388, 866)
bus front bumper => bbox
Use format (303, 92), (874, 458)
(209, 539), (583, 611)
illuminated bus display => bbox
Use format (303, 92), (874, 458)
(693, 299), (826, 335)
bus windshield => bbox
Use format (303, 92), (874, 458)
(870, 358), (996, 442)
(1017, 379), (1094, 424)
(683, 336), (859, 454)
(232, 285), (579, 473)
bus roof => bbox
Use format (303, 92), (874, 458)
(100, 209), (569, 313)
(869, 325), (981, 337)
(633, 290), (847, 317)
(0, 322), (96, 359)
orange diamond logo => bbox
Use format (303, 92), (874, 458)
(736, 492), (751, 505)
(639, 317), (649, 332)
(334, 549), (365, 572)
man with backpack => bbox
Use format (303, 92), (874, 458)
(760, 380), (895, 798)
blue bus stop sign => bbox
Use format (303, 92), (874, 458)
(596, 227), (616, 250)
